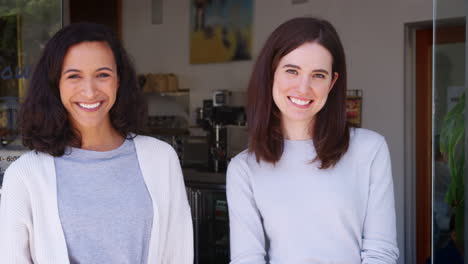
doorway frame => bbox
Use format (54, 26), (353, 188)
(405, 18), (466, 264)
(404, 21), (432, 264)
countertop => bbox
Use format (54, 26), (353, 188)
(183, 168), (226, 185)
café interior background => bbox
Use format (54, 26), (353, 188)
(0, 0), (467, 263)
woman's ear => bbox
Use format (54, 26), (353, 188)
(329, 72), (339, 91)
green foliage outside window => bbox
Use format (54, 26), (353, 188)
(440, 92), (465, 246)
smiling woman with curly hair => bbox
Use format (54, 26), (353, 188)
(0, 22), (193, 264)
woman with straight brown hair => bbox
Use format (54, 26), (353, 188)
(226, 17), (399, 263)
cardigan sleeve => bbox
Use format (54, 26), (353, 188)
(226, 156), (267, 264)
(361, 139), (399, 263)
(161, 149), (194, 263)
(0, 163), (33, 263)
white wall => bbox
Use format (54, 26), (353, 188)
(121, 0), (460, 263)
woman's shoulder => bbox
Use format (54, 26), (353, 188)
(228, 149), (269, 177)
(3, 150), (52, 189)
(6, 150), (46, 173)
(226, 149), (255, 185)
(133, 134), (176, 155)
(230, 149), (256, 166)
(350, 127), (386, 146)
(348, 128), (388, 157)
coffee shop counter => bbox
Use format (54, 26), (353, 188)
(182, 168), (226, 185)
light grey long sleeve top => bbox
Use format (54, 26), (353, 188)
(55, 139), (153, 264)
(226, 128), (399, 264)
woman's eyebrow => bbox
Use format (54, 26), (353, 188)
(313, 69), (330, 75)
(63, 69), (80, 74)
(96, 67), (114, 72)
(282, 64), (300, 69)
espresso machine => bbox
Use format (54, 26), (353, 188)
(197, 90), (246, 173)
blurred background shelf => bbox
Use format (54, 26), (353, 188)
(143, 89), (190, 97)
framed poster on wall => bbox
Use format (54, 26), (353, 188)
(346, 89), (362, 127)
(189, 0), (253, 64)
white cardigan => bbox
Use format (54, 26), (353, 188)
(0, 135), (193, 264)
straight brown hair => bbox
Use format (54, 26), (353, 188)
(247, 17), (349, 169)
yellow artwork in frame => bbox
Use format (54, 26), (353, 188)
(190, 0), (253, 64)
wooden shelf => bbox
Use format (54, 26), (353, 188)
(144, 89), (189, 97)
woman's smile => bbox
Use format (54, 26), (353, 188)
(287, 96), (313, 108)
(76, 101), (103, 111)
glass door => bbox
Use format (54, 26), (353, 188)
(0, 0), (62, 189)
(432, 1), (466, 263)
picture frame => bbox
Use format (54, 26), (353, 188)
(346, 89), (362, 127)
(189, 0), (253, 64)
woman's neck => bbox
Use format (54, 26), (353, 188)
(282, 119), (314, 140)
(76, 122), (124, 151)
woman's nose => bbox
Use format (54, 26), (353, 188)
(297, 76), (311, 93)
(81, 79), (97, 98)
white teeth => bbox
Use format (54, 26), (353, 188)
(78, 102), (101, 109)
(289, 97), (311, 106)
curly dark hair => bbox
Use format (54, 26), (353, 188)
(247, 17), (349, 169)
(19, 22), (147, 156)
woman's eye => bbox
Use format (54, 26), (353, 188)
(67, 74), (80, 79)
(286, 69), (298, 75)
(313, 73), (326, 79)
(97, 73), (111, 78)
